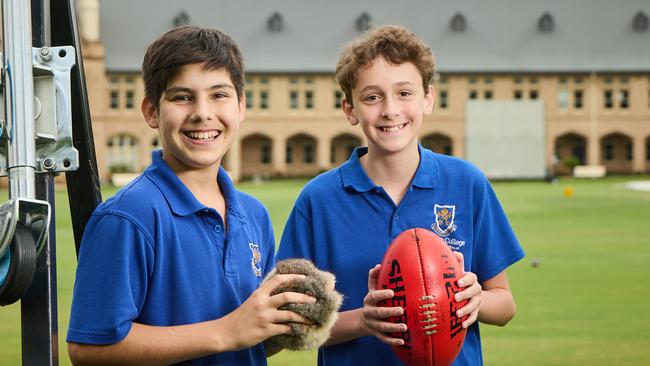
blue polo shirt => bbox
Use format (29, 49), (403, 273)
(278, 145), (524, 366)
(67, 150), (275, 366)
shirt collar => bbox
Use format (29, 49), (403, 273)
(217, 163), (247, 222)
(339, 147), (376, 192)
(339, 144), (438, 192)
(411, 143), (438, 189)
(144, 150), (246, 219)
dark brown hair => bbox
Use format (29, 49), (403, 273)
(335, 25), (435, 106)
(142, 25), (245, 110)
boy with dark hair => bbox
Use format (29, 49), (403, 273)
(67, 26), (314, 365)
(278, 25), (525, 365)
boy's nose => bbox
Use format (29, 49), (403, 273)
(189, 112), (213, 123)
(380, 98), (400, 119)
(190, 101), (214, 122)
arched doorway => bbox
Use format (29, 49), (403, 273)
(241, 134), (274, 178)
(600, 132), (633, 174)
(330, 134), (362, 167)
(286, 133), (318, 177)
(554, 133), (587, 175)
(421, 133), (453, 155)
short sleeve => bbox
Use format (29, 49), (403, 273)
(67, 213), (154, 345)
(471, 177), (525, 282)
(261, 207), (276, 277)
(277, 195), (315, 262)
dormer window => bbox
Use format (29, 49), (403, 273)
(538, 12), (554, 33)
(173, 11), (190, 27)
(450, 13), (466, 32)
(356, 12), (372, 32)
(268, 12), (284, 32)
(633, 11), (648, 32)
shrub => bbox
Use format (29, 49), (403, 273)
(563, 155), (581, 171)
(109, 163), (134, 174)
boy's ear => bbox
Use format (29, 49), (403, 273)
(141, 97), (159, 129)
(342, 98), (359, 126)
(423, 85), (436, 115)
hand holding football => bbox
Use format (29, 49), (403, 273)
(377, 228), (468, 366)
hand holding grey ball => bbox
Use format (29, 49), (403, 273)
(263, 259), (343, 350)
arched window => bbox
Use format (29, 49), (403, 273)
(173, 11), (190, 27)
(268, 12), (283, 32)
(633, 11), (648, 32)
(356, 12), (372, 32)
(450, 13), (466, 32)
(538, 12), (554, 33)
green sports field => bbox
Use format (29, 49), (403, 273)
(1, 176), (649, 365)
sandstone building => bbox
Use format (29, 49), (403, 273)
(75, 0), (650, 181)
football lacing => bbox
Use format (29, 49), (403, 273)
(419, 295), (439, 335)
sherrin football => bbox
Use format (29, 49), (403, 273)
(377, 228), (468, 366)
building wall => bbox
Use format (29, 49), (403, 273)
(82, 38), (650, 182)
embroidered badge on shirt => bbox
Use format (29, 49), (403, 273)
(249, 243), (262, 277)
(432, 204), (457, 237)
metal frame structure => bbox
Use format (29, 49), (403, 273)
(0, 0), (101, 364)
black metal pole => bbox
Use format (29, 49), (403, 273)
(51, 0), (102, 256)
(21, 176), (58, 365)
(20, 1), (58, 365)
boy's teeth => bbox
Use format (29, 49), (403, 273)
(380, 123), (406, 132)
(185, 131), (220, 140)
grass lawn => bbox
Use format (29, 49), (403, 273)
(1, 176), (649, 365)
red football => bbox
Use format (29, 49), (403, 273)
(377, 228), (468, 366)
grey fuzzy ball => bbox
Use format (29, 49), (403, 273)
(264, 259), (343, 350)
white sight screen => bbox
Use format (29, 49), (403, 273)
(465, 101), (546, 179)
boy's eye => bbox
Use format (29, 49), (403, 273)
(365, 94), (381, 102)
(399, 91), (413, 97)
(172, 95), (192, 102)
(213, 92), (228, 99)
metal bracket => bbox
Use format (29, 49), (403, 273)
(0, 46), (79, 175)
(0, 198), (50, 258)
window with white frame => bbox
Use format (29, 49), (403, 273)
(107, 134), (139, 172)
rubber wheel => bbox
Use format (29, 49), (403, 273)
(0, 223), (37, 306)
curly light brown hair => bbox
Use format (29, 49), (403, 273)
(335, 25), (435, 106)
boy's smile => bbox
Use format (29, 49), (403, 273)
(183, 130), (221, 142)
(344, 56), (434, 157)
(142, 63), (245, 174)
(378, 122), (410, 134)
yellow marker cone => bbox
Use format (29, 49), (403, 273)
(563, 186), (574, 198)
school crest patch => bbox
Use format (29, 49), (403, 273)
(432, 204), (457, 237)
(249, 243), (262, 277)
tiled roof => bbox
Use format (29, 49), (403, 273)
(100, 0), (650, 73)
